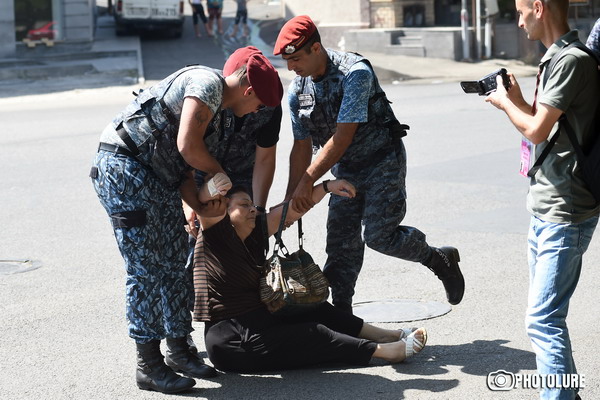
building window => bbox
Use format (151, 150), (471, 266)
(15, 0), (63, 42)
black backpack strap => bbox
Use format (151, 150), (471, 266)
(527, 120), (562, 178)
(561, 116), (587, 163)
(542, 40), (598, 87)
(529, 40), (599, 178)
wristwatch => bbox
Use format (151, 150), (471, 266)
(322, 180), (331, 193)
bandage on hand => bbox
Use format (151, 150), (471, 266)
(207, 172), (232, 197)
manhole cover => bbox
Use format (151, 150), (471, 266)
(353, 299), (451, 323)
(0, 259), (42, 275)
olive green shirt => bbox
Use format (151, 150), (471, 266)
(527, 30), (600, 223)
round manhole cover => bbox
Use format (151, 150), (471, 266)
(353, 299), (451, 323)
(0, 259), (42, 275)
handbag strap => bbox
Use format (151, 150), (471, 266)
(272, 202), (290, 256)
(298, 218), (304, 250)
(259, 212), (269, 259)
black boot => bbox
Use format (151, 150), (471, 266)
(166, 337), (218, 378)
(136, 341), (196, 393)
(423, 247), (465, 305)
(186, 333), (198, 354)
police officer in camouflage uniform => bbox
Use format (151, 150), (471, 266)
(198, 104), (281, 204)
(274, 16), (465, 314)
(91, 48), (282, 393)
(188, 47), (282, 223)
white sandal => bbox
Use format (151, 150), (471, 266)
(398, 327), (418, 340)
(404, 328), (428, 358)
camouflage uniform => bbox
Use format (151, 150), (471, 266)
(196, 105), (281, 190)
(289, 50), (433, 307)
(91, 66), (224, 343)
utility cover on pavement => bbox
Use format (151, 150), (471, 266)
(353, 299), (451, 323)
(0, 259), (42, 275)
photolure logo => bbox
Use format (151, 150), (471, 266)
(487, 370), (585, 391)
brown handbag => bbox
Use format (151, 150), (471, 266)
(259, 202), (330, 315)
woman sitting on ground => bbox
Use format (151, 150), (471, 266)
(192, 178), (427, 373)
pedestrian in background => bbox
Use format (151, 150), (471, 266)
(207, 0), (224, 35)
(586, 17), (600, 59)
(229, 0), (249, 38)
(189, 0), (212, 37)
(274, 15), (465, 315)
(486, 1), (599, 399)
(91, 48), (282, 394)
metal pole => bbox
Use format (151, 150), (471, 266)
(461, 0), (471, 60)
(475, 0), (482, 60)
(484, 15), (492, 58)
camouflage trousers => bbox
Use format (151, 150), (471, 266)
(92, 150), (192, 343)
(324, 144), (433, 307)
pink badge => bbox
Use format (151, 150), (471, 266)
(519, 138), (533, 177)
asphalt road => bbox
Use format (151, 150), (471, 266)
(1, 13), (599, 399)
(2, 75), (599, 399)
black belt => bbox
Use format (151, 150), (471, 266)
(98, 142), (136, 158)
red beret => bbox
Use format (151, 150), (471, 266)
(223, 46), (261, 76)
(273, 15), (317, 56)
(246, 53), (283, 107)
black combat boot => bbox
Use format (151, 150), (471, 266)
(423, 247), (465, 305)
(186, 333), (198, 354)
(166, 337), (218, 378)
(136, 340), (196, 393)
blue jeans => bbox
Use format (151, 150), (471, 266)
(526, 214), (598, 400)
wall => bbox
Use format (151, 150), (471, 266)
(0, 0), (16, 56)
(370, 0), (434, 28)
(283, 0), (370, 48)
(63, 0), (96, 41)
(344, 27), (463, 60)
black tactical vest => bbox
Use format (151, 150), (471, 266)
(295, 50), (407, 172)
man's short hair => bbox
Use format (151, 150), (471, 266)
(543, 0), (569, 19)
(302, 30), (322, 54)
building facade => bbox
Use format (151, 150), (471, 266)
(1, 0), (96, 57)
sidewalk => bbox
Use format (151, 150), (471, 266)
(0, 14), (141, 97)
(0, 11), (538, 98)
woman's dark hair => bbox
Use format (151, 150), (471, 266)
(225, 185), (252, 199)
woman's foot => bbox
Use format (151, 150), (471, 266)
(374, 328), (427, 363)
(398, 327), (418, 340)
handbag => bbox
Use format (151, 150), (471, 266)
(259, 202), (330, 315)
